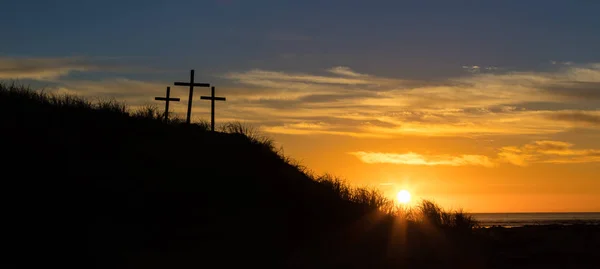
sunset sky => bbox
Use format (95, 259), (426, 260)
(2, 0), (600, 212)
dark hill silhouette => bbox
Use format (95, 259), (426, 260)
(2, 82), (599, 269)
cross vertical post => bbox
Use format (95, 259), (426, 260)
(210, 86), (215, 131)
(154, 86), (180, 121)
(173, 69), (210, 124)
(200, 86), (226, 132)
(186, 70), (194, 124)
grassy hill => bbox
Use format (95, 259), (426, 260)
(4, 82), (597, 268)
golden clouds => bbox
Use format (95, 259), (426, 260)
(498, 140), (600, 166)
(349, 151), (495, 167)
(545, 111), (600, 127)
(221, 64), (600, 138)
(327, 66), (369, 77)
(0, 56), (90, 80)
(224, 69), (374, 87)
(0, 56), (142, 81)
(351, 140), (600, 167)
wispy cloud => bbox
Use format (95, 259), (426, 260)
(54, 78), (167, 104)
(351, 140), (600, 167)
(263, 123), (390, 138)
(0, 56), (150, 81)
(461, 65), (498, 73)
(498, 140), (600, 166)
(327, 66), (368, 77)
(0, 56), (93, 80)
(545, 111), (600, 127)
(224, 69), (374, 87)
(349, 151), (495, 167)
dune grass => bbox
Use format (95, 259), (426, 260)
(1, 81), (482, 268)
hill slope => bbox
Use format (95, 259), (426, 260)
(1, 83), (489, 268)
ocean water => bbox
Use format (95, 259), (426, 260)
(470, 212), (600, 227)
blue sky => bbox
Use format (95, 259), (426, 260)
(3, 0), (600, 80)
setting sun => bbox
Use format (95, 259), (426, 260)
(396, 190), (411, 204)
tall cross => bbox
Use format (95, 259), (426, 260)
(154, 86), (180, 121)
(173, 69), (210, 124)
(200, 86), (226, 132)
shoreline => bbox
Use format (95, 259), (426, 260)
(478, 222), (600, 228)
(477, 221), (600, 228)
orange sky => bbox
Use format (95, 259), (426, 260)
(271, 133), (600, 213)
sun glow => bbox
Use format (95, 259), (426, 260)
(396, 190), (411, 204)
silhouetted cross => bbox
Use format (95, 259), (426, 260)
(200, 86), (226, 132)
(154, 86), (180, 121)
(173, 69), (210, 124)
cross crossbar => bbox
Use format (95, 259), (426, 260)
(174, 82), (210, 87)
(200, 96), (226, 101)
(172, 69), (210, 124)
(154, 86), (180, 121)
(200, 86), (227, 132)
(155, 97), (181, 101)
